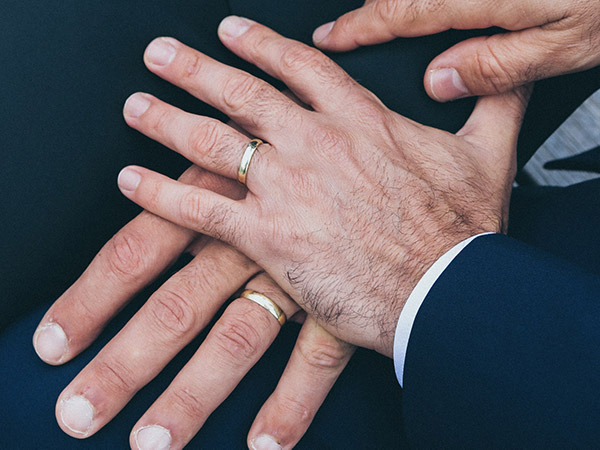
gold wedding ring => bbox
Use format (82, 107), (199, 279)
(237, 138), (263, 185)
(240, 289), (286, 326)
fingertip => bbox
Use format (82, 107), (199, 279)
(56, 394), (95, 438)
(249, 434), (282, 450)
(33, 322), (68, 365)
(218, 15), (255, 40)
(123, 93), (151, 120)
(132, 425), (172, 450)
(312, 21), (334, 46)
(118, 167), (142, 194)
(144, 37), (178, 68)
(426, 68), (471, 102)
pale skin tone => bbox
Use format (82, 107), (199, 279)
(33, 1), (599, 447)
(312, 0), (600, 101)
(34, 163), (354, 448)
(116, 18), (528, 365)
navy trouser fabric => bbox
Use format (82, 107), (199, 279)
(1, 0), (598, 447)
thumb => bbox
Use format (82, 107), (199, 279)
(425, 28), (565, 102)
(458, 85), (533, 177)
(312, 2), (404, 52)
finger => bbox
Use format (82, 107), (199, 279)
(459, 86), (531, 152)
(129, 274), (299, 450)
(425, 26), (589, 101)
(313, 0), (557, 52)
(458, 85), (532, 184)
(117, 166), (253, 251)
(248, 318), (355, 450)
(33, 166), (237, 365)
(55, 240), (260, 438)
(124, 93), (274, 181)
(142, 37), (304, 140)
(218, 17), (365, 113)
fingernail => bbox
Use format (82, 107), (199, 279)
(219, 16), (253, 38)
(118, 168), (141, 193)
(429, 68), (470, 102)
(60, 395), (94, 436)
(124, 94), (151, 118)
(250, 435), (282, 450)
(313, 21), (334, 44)
(134, 425), (172, 450)
(146, 38), (176, 66)
(33, 323), (68, 364)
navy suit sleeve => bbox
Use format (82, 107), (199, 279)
(402, 234), (600, 448)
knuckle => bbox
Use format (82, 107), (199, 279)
(95, 358), (138, 396)
(186, 247), (253, 292)
(221, 74), (263, 114)
(149, 288), (198, 339)
(280, 43), (323, 76)
(310, 126), (354, 157)
(471, 43), (517, 93)
(374, 0), (401, 23)
(275, 392), (312, 427)
(352, 97), (388, 125)
(71, 296), (103, 331)
(187, 119), (221, 157)
(178, 188), (204, 227)
(280, 43), (352, 91)
(145, 179), (163, 210)
(297, 335), (348, 371)
(148, 107), (173, 137)
(212, 309), (267, 362)
(104, 230), (148, 281)
(171, 387), (206, 420)
(183, 54), (204, 80)
(396, 0), (444, 23)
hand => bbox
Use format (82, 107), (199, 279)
(115, 17), (530, 357)
(312, 0), (600, 101)
(33, 164), (354, 449)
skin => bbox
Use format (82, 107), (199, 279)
(312, 0), (600, 101)
(33, 154), (354, 447)
(36, 1), (600, 444)
(116, 18), (530, 360)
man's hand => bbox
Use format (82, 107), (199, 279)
(312, 0), (600, 101)
(116, 17), (530, 357)
(33, 164), (354, 449)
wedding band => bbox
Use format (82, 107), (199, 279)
(237, 139), (263, 185)
(240, 289), (286, 326)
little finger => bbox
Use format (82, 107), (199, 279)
(117, 166), (254, 251)
(248, 318), (355, 450)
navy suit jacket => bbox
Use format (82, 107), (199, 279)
(403, 178), (600, 447)
(1, 0), (599, 447)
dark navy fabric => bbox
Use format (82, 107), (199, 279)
(2, 0), (599, 329)
(0, 294), (405, 449)
(0, 0), (599, 448)
(544, 145), (600, 173)
(402, 180), (600, 448)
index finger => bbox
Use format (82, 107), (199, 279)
(314, 0), (560, 51)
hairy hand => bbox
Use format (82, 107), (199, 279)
(116, 17), (530, 357)
(33, 164), (354, 449)
(312, 0), (600, 101)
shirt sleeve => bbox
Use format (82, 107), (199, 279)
(393, 232), (495, 386)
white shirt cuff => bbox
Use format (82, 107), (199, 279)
(393, 233), (495, 387)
